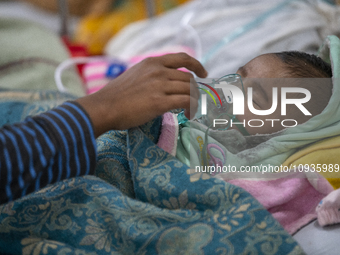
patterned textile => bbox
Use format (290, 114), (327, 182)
(0, 89), (77, 127)
(0, 107), (304, 254)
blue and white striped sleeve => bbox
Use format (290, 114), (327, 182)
(0, 101), (97, 204)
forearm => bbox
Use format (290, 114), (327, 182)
(0, 101), (96, 204)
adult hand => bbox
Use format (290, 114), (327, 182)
(76, 53), (207, 137)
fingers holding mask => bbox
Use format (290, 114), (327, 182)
(159, 53), (206, 118)
(165, 94), (199, 119)
(156, 53), (207, 78)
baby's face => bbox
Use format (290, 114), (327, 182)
(234, 54), (312, 135)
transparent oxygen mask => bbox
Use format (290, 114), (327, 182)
(191, 74), (250, 136)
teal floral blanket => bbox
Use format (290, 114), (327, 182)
(0, 90), (304, 254)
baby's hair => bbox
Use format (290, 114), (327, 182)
(274, 51), (332, 78)
(273, 51), (332, 119)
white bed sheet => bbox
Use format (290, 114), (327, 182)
(105, 0), (340, 77)
(294, 220), (340, 255)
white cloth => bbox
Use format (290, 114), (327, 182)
(316, 188), (340, 226)
(105, 0), (340, 77)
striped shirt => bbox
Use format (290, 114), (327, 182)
(0, 101), (97, 204)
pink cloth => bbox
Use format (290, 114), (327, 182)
(157, 112), (179, 156)
(83, 61), (111, 94)
(225, 171), (333, 234)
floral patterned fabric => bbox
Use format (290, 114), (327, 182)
(0, 92), (304, 254)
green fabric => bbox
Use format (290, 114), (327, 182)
(177, 35), (340, 172)
(0, 18), (85, 97)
